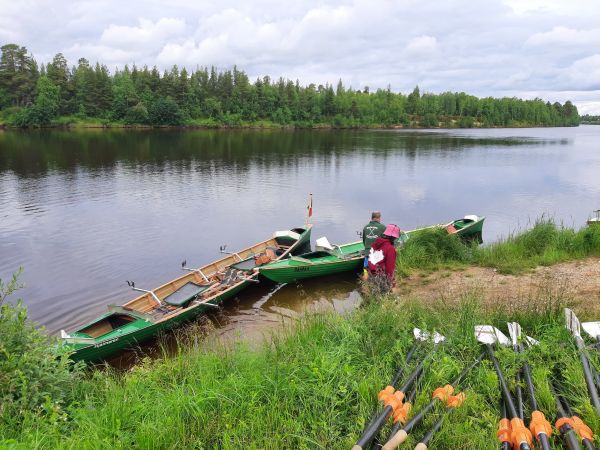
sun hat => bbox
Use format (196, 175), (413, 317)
(383, 224), (401, 239)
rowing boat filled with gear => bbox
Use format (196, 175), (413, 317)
(258, 215), (484, 284)
(445, 214), (485, 239)
(60, 226), (312, 363)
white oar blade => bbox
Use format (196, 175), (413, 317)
(582, 321), (600, 339)
(525, 335), (539, 347)
(507, 322), (522, 346)
(432, 331), (446, 344)
(474, 325), (510, 346)
(565, 308), (581, 337)
(413, 328), (446, 344)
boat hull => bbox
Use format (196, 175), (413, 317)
(68, 280), (250, 363)
(260, 257), (363, 284)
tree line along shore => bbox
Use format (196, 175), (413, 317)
(2, 220), (600, 448)
(0, 43), (580, 129)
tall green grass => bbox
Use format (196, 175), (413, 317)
(474, 219), (600, 274)
(397, 220), (600, 275)
(3, 286), (600, 449)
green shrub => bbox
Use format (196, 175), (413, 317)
(457, 116), (474, 128)
(124, 102), (149, 125)
(397, 228), (470, 275)
(148, 97), (183, 126)
(422, 113), (438, 127)
(0, 270), (78, 433)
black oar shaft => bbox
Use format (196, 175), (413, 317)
(513, 342), (524, 419)
(521, 359), (538, 411)
(416, 414), (445, 449)
(368, 370), (423, 450)
(515, 368), (524, 419)
(381, 354), (484, 450)
(357, 342), (420, 447)
(486, 345), (519, 419)
(353, 359), (425, 449)
(390, 343), (419, 387)
(405, 352), (485, 434)
(500, 399), (511, 450)
(582, 440), (596, 450)
(574, 336), (600, 415)
(551, 382), (583, 450)
(538, 433), (552, 450)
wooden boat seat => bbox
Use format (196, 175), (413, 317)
(162, 282), (210, 307)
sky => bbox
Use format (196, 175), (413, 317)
(1, 0), (599, 113)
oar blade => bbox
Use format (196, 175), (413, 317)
(582, 321), (600, 339)
(474, 325), (510, 346)
(524, 335), (539, 347)
(507, 322), (521, 346)
(414, 328), (445, 344)
(564, 308), (582, 337)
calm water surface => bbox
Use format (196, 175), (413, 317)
(1, 127), (599, 338)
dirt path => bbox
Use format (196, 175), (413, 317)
(394, 257), (600, 315)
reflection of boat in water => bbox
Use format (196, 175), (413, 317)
(588, 210), (600, 226)
(259, 215), (485, 284)
(60, 226), (312, 363)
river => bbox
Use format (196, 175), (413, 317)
(1, 126), (599, 342)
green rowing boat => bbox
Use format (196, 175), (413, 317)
(445, 215), (485, 239)
(258, 215), (485, 284)
(60, 226), (311, 363)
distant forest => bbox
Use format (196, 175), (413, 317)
(581, 115), (600, 125)
(0, 43), (580, 128)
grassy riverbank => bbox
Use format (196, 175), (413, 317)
(3, 221), (600, 449)
(2, 290), (599, 449)
(0, 116), (580, 130)
(398, 219), (600, 276)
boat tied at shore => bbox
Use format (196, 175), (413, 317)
(258, 215), (485, 284)
(60, 226), (312, 362)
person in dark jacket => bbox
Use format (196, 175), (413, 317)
(363, 211), (386, 250)
(367, 224), (400, 290)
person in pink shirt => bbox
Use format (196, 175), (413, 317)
(367, 224), (400, 290)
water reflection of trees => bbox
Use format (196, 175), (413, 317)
(0, 129), (564, 178)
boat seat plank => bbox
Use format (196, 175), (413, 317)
(163, 282), (210, 307)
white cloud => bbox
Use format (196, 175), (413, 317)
(1, 0), (599, 112)
(101, 18), (186, 49)
(406, 35), (437, 54)
(526, 26), (600, 48)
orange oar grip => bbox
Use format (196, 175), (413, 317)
(497, 418), (511, 444)
(378, 386), (395, 402)
(571, 416), (594, 441)
(392, 401), (412, 424)
(432, 384), (454, 402)
(383, 391), (405, 414)
(556, 417), (576, 430)
(510, 417), (533, 448)
(447, 392), (466, 408)
(529, 410), (552, 438)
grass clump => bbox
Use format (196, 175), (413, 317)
(397, 228), (470, 276)
(474, 219), (600, 274)
(396, 219), (600, 276)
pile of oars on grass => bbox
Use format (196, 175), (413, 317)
(350, 308), (600, 450)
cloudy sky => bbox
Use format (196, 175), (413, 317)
(1, 0), (599, 113)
